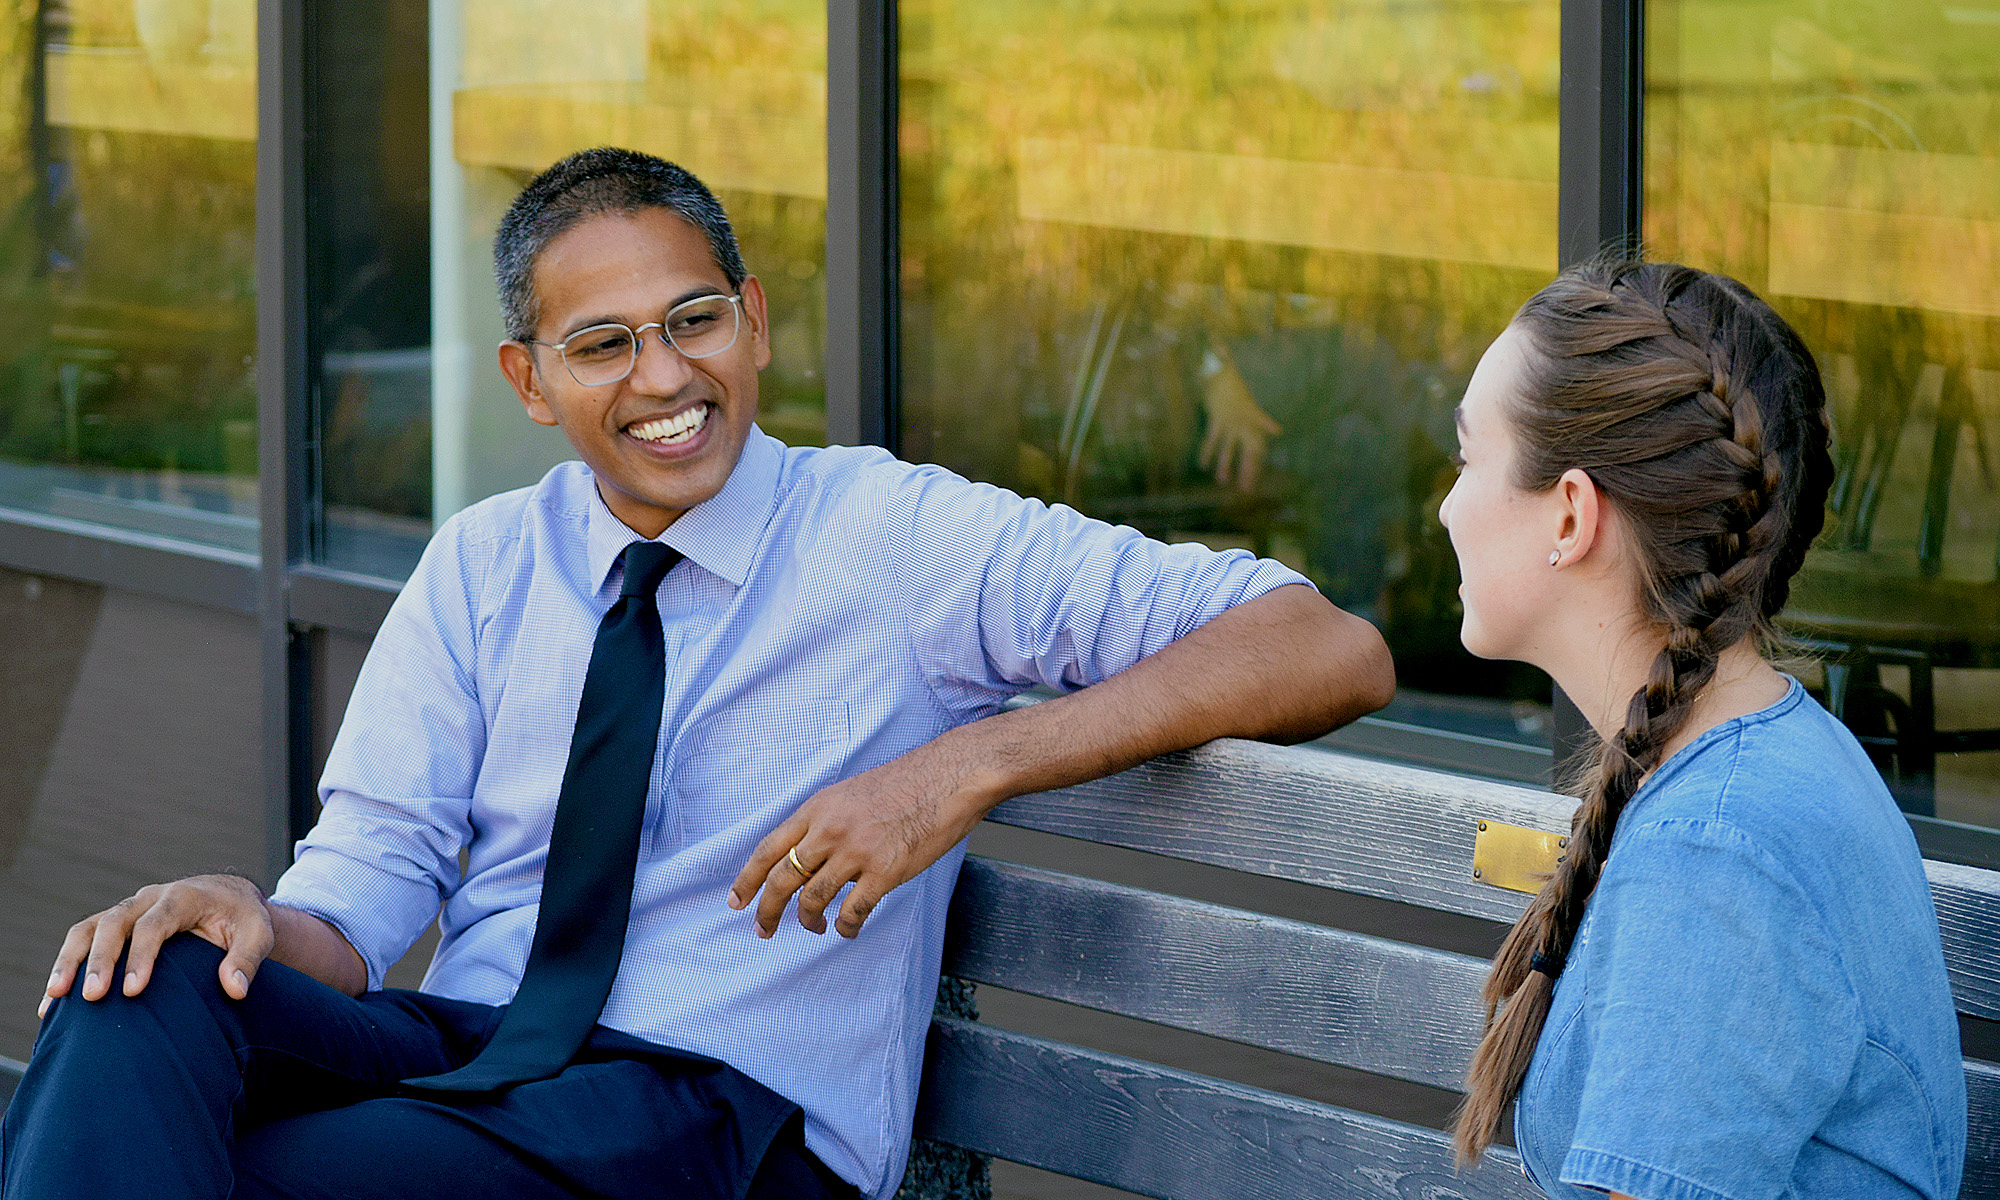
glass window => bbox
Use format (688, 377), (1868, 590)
(1647, 0), (2000, 829)
(899, 0), (1563, 780)
(0, 0), (258, 556)
(314, 0), (828, 580)
(0, 567), (265, 1063)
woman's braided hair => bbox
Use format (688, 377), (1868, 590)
(1452, 259), (1835, 1162)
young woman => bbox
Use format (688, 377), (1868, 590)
(1440, 259), (1966, 1198)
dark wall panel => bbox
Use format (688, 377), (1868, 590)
(0, 579), (262, 1061)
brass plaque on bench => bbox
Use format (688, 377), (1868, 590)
(1472, 819), (1568, 894)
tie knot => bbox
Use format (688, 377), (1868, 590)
(618, 542), (680, 597)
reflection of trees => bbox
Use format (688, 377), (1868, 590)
(901, 0), (1559, 701)
(0, 1), (52, 462)
(0, 0), (257, 481)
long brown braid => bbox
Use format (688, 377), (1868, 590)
(1452, 260), (1835, 1163)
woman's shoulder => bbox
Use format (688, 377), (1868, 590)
(1621, 680), (1907, 848)
(1606, 679), (1942, 976)
(1611, 679), (1929, 924)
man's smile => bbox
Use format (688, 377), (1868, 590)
(624, 402), (714, 447)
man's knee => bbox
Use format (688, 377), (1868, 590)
(148, 931), (229, 983)
(39, 933), (228, 1040)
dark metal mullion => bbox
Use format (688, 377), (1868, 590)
(1558, 0), (1645, 265)
(1551, 0), (1647, 771)
(256, 0), (315, 887)
(824, 0), (899, 451)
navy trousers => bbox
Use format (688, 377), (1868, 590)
(0, 935), (856, 1200)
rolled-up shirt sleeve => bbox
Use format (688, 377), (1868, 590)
(882, 463), (1312, 712)
(269, 515), (490, 991)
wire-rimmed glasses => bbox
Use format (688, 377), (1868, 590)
(530, 292), (743, 387)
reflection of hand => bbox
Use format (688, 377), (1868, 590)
(1198, 344), (1283, 492)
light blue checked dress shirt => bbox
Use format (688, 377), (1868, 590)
(270, 429), (1310, 1197)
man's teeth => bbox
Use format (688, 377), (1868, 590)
(629, 406), (710, 444)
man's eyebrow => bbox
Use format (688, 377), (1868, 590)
(557, 287), (731, 339)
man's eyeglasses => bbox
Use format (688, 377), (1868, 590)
(529, 293), (743, 387)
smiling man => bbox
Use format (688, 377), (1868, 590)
(4, 149), (1394, 1200)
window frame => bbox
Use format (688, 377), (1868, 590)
(11, 0), (1990, 872)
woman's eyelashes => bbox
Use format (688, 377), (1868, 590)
(1448, 449), (1466, 469)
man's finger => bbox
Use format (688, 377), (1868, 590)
(45, 917), (98, 1003)
(729, 816), (808, 911)
(834, 880), (888, 939)
(216, 914), (274, 1001)
(795, 856), (863, 936)
(121, 904), (185, 998)
(81, 903), (141, 1002)
(752, 841), (821, 937)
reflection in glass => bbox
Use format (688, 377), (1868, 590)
(0, 0), (258, 555)
(1648, 0), (2000, 826)
(900, 0), (1563, 776)
(311, 0), (432, 578)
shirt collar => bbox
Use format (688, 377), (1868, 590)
(584, 428), (784, 592)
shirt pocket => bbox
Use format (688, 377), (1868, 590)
(665, 697), (853, 851)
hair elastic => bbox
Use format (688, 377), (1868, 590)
(1530, 951), (1565, 979)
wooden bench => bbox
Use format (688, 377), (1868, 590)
(909, 736), (2000, 1198)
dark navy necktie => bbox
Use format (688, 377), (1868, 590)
(405, 541), (681, 1094)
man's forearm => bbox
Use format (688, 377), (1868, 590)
(266, 901), (369, 997)
(948, 582), (1393, 817)
(735, 583), (1394, 938)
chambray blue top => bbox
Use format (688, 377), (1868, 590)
(1516, 677), (1966, 1200)
(269, 430), (1308, 1198)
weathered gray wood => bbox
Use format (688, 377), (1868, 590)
(914, 1018), (1540, 1200)
(944, 856), (1488, 1091)
(990, 737), (2000, 1022)
(1967, 1058), (2000, 1199)
(1927, 859), (2000, 1024)
(988, 740), (1575, 924)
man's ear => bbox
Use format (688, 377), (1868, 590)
(740, 275), (772, 372)
(499, 340), (559, 427)
(1553, 467), (1604, 565)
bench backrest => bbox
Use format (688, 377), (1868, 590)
(914, 738), (2000, 1199)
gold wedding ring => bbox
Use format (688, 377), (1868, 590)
(786, 846), (813, 877)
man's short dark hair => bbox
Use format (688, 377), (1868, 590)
(493, 147), (749, 342)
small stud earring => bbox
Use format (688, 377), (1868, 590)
(1548, 550), (1561, 567)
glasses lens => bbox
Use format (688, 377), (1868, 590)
(562, 325), (637, 386)
(664, 295), (740, 359)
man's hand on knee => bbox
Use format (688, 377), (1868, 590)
(43, 874), (274, 1016)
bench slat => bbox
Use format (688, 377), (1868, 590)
(914, 1017), (1541, 1200)
(1969, 1059), (2000, 1198)
(1928, 859), (2000, 1025)
(945, 856), (1487, 1090)
(989, 738), (2000, 1022)
(989, 740), (1562, 925)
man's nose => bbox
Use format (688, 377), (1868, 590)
(628, 329), (696, 394)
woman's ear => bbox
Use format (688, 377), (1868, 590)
(1552, 467), (1603, 567)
